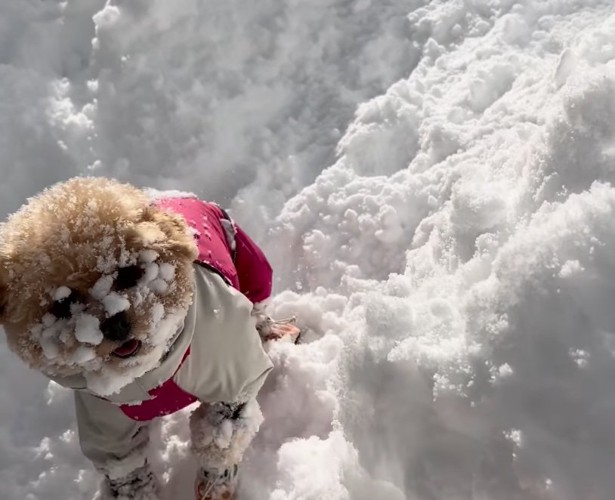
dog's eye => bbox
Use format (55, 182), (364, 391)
(50, 292), (79, 319)
(116, 265), (144, 290)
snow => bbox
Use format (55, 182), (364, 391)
(102, 292), (130, 317)
(40, 334), (61, 361)
(53, 287), (72, 302)
(148, 279), (170, 295)
(2, 0), (615, 499)
(142, 262), (160, 284)
(74, 314), (103, 346)
(68, 346), (97, 366)
(139, 249), (159, 264)
(158, 263), (176, 282)
(90, 275), (114, 301)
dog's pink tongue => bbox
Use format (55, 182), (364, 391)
(113, 339), (141, 358)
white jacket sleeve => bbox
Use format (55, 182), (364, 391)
(173, 265), (273, 404)
(74, 390), (150, 479)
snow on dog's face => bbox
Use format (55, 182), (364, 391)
(0, 177), (198, 396)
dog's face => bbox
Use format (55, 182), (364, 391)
(0, 177), (198, 396)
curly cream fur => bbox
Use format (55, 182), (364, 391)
(0, 177), (198, 378)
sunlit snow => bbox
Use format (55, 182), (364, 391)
(2, 0), (615, 499)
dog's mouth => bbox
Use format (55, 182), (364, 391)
(112, 339), (142, 358)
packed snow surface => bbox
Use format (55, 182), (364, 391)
(2, 0), (615, 499)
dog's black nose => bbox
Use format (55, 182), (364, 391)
(100, 311), (132, 342)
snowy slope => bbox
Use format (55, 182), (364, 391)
(3, 0), (615, 499)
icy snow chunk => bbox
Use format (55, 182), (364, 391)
(69, 346), (97, 365)
(42, 313), (56, 328)
(41, 337), (60, 360)
(74, 314), (103, 345)
(93, 5), (120, 29)
(151, 304), (165, 328)
(140, 249), (159, 263)
(569, 348), (590, 368)
(90, 275), (114, 300)
(59, 331), (72, 345)
(504, 429), (523, 448)
(142, 262), (159, 283)
(492, 363), (514, 383)
(42, 322), (61, 340)
(29, 324), (43, 340)
(498, 363), (513, 378)
(87, 79), (99, 93)
(214, 420), (234, 449)
(559, 259), (584, 278)
(148, 279), (169, 294)
(159, 262), (175, 281)
(53, 286), (71, 301)
(103, 293), (130, 316)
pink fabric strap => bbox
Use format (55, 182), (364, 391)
(120, 348), (197, 421)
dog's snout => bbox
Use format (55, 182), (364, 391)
(100, 311), (131, 342)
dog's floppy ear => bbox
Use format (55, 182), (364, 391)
(138, 206), (199, 262)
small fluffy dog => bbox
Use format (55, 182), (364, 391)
(0, 177), (296, 500)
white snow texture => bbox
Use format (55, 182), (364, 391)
(2, 0), (615, 499)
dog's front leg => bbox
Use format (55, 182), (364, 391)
(189, 399), (263, 499)
(74, 391), (161, 500)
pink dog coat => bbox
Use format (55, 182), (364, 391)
(118, 197), (272, 421)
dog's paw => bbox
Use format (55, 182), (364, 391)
(189, 399), (263, 472)
(99, 461), (161, 500)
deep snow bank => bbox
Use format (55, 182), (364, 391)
(3, 0), (615, 499)
(258, 1), (615, 499)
